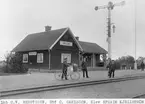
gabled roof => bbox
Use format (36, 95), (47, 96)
(12, 27), (83, 52)
(12, 27), (107, 54)
(79, 41), (107, 54)
(12, 28), (67, 52)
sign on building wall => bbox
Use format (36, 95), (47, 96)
(60, 41), (72, 46)
(61, 53), (71, 63)
(29, 52), (37, 55)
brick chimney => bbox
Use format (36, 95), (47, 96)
(75, 36), (79, 41)
(45, 26), (51, 32)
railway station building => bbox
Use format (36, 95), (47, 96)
(12, 26), (107, 70)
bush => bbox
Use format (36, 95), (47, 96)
(2, 53), (28, 73)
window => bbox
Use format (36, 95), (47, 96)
(100, 54), (103, 62)
(37, 53), (43, 63)
(23, 54), (28, 63)
(61, 53), (71, 63)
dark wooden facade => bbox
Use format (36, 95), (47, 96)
(50, 30), (79, 69)
(22, 30), (80, 70)
(22, 50), (49, 69)
(13, 27), (107, 70)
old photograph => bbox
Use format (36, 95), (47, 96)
(1, 0), (145, 99)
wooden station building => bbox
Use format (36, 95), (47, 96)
(12, 26), (107, 70)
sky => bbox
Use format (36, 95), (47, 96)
(0, 0), (145, 60)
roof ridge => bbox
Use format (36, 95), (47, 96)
(79, 40), (96, 44)
(28, 32), (46, 36)
(28, 27), (68, 36)
(79, 41), (107, 53)
(79, 41), (104, 48)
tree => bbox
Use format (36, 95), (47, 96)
(125, 55), (135, 69)
(136, 56), (145, 69)
(2, 52), (28, 73)
(114, 55), (135, 69)
(114, 59), (121, 69)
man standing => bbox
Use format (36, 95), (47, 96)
(61, 58), (69, 80)
(81, 58), (89, 78)
(107, 59), (116, 78)
(140, 60), (144, 71)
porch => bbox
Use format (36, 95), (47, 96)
(81, 53), (106, 68)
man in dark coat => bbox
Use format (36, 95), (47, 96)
(107, 59), (116, 78)
(140, 61), (144, 71)
(81, 58), (89, 78)
(61, 58), (69, 80)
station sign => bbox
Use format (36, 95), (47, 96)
(60, 41), (72, 46)
(29, 52), (37, 55)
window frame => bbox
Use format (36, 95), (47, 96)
(61, 53), (71, 63)
(23, 54), (28, 63)
(37, 53), (43, 63)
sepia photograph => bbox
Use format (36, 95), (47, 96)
(1, 0), (145, 99)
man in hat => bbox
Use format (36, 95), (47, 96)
(61, 58), (69, 80)
(81, 58), (89, 78)
(140, 60), (144, 71)
(107, 59), (116, 78)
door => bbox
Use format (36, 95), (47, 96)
(29, 52), (37, 64)
(29, 55), (37, 64)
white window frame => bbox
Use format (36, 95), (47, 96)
(37, 53), (43, 63)
(23, 54), (28, 63)
(61, 53), (71, 63)
(100, 54), (103, 62)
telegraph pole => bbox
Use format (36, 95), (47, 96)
(134, 0), (137, 70)
(95, 1), (125, 60)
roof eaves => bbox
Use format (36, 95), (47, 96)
(79, 41), (107, 54)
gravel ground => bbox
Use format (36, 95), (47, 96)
(1, 70), (145, 92)
(2, 78), (145, 99)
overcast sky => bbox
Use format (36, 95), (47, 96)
(0, 0), (145, 60)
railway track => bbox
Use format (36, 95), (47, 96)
(133, 94), (145, 98)
(1, 74), (145, 97)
